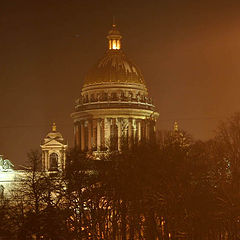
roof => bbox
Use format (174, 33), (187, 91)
(84, 49), (145, 87)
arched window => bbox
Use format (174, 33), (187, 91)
(49, 153), (58, 171)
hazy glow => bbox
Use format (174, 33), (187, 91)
(112, 40), (116, 49)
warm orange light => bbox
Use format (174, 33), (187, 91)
(107, 24), (122, 50)
(117, 40), (120, 49)
(112, 40), (117, 49)
(109, 39), (120, 50)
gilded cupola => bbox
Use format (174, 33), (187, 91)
(83, 24), (146, 87)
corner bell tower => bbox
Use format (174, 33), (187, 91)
(40, 123), (67, 172)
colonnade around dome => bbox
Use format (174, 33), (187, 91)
(73, 116), (156, 153)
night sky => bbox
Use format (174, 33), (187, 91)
(1, 0), (240, 165)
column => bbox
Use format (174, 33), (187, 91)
(92, 120), (97, 150)
(97, 119), (101, 151)
(101, 120), (105, 149)
(146, 120), (150, 141)
(81, 121), (85, 151)
(58, 151), (62, 171)
(88, 120), (92, 151)
(142, 121), (146, 142)
(46, 151), (49, 171)
(138, 120), (142, 142)
(128, 119), (133, 149)
(117, 118), (122, 151)
(42, 150), (45, 171)
(62, 148), (66, 170)
(105, 118), (111, 149)
(46, 151), (48, 171)
(112, 118), (117, 150)
(153, 120), (156, 143)
(75, 123), (80, 149)
(133, 119), (137, 144)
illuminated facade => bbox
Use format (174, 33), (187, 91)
(71, 24), (159, 153)
(40, 123), (67, 171)
(0, 124), (67, 197)
(0, 155), (25, 197)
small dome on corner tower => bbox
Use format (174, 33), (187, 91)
(45, 123), (64, 143)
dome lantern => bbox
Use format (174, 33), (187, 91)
(107, 22), (122, 50)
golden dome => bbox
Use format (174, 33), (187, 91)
(84, 50), (145, 87)
(44, 123), (64, 143)
(46, 131), (63, 141)
(83, 24), (146, 87)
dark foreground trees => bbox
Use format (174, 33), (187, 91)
(2, 113), (240, 239)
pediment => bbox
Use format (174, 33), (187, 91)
(41, 139), (65, 147)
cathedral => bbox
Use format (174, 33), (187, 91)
(71, 23), (159, 154)
(0, 23), (159, 194)
(41, 23), (159, 168)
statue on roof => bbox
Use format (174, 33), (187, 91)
(0, 155), (14, 171)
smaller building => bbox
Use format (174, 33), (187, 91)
(0, 123), (67, 198)
(0, 155), (25, 197)
(40, 123), (67, 172)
